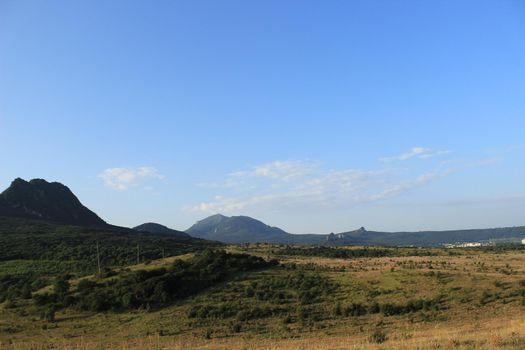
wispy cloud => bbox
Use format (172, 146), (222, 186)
(381, 147), (449, 162)
(99, 167), (164, 190)
(197, 178), (246, 189)
(188, 159), (458, 215)
(229, 160), (315, 181)
(366, 169), (455, 202)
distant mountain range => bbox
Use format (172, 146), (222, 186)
(185, 214), (525, 246)
(0, 178), (523, 247)
(133, 222), (190, 238)
(0, 178), (107, 227)
(325, 226), (525, 246)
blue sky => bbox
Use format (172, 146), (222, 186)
(1, 0), (524, 233)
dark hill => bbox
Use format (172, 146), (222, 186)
(0, 216), (218, 274)
(0, 178), (107, 227)
(186, 214), (303, 243)
(134, 222), (190, 238)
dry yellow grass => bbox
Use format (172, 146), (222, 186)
(2, 248), (524, 350)
(1, 316), (523, 349)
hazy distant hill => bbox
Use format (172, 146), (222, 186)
(0, 178), (107, 227)
(134, 222), (190, 238)
(327, 226), (525, 246)
(187, 214), (525, 246)
(186, 214), (317, 243)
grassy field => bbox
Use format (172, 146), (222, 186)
(0, 245), (524, 349)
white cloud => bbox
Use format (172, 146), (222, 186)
(381, 147), (449, 162)
(366, 169), (455, 202)
(99, 167), (164, 190)
(197, 178), (244, 189)
(188, 160), (456, 215)
(230, 160), (314, 181)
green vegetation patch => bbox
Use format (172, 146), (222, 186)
(275, 246), (440, 259)
(0, 217), (219, 277)
(34, 250), (278, 313)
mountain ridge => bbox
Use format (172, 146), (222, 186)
(186, 214), (525, 246)
(186, 214), (298, 243)
(1, 177), (523, 247)
(0, 178), (108, 227)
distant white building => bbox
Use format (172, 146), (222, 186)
(443, 242), (482, 248)
(522, 238), (525, 245)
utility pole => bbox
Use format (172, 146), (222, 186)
(96, 241), (101, 275)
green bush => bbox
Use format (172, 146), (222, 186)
(230, 322), (241, 333)
(41, 305), (56, 322)
(368, 302), (380, 314)
(333, 302), (342, 316)
(369, 328), (387, 344)
(53, 276), (69, 299)
(344, 303), (367, 317)
(77, 279), (97, 293)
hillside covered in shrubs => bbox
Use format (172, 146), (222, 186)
(34, 250), (278, 313)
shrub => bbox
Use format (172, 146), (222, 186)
(368, 302), (380, 314)
(282, 314), (292, 324)
(369, 328), (388, 344)
(344, 303), (367, 317)
(77, 279), (97, 293)
(121, 293), (136, 309)
(236, 306), (273, 321)
(333, 302), (342, 316)
(204, 328), (212, 339)
(187, 306), (199, 318)
(99, 268), (117, 278)
(53, 276), (69, 299)
(33, 293), (57, 306)
(3, 300), (16, 309)
(297, 306), (309, 320)
(245, 286), (255, 297)
(20, 283), (32, 299)
(231, 322), (241, 333)
(41, 305), (56, 322)
(480, 291), (493, 305)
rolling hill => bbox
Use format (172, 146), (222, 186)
(134, 222), (191, 238)
(185, 214), (318, 243)
(0, 216), (215, 273)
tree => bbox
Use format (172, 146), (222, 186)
(54, 276), (70, 299)
(41, 305), (56, 322)
(20, 283), (32, 299)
